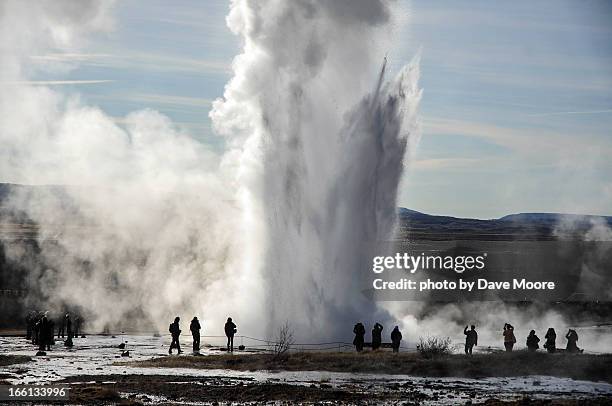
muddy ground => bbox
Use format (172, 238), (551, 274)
(1, 373), (611, 405)
(1, 335), (611, 405)
(123, 351), (612, 383)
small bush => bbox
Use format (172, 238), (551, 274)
(417, 336), (453, 358)
(272, 321), (294, 359)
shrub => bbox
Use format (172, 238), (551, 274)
(272, 321), (294, 359)
(417, 336), (453, 358)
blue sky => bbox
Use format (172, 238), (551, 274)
(32, 0), (612, 219)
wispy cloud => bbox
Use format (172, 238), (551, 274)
(423, 117), (612, 163)
(527, 109), (612, 117)
(124, 93), (213, 108)
(30, 53), (112, 62)
(411, 157), (481, 170)
(2, 80), (114, 86)
(91, 93), (213, 110)
(30, 52), (231, 75)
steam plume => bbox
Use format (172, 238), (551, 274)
(1, 0), (421, 339)
(211, 0), (421, 338)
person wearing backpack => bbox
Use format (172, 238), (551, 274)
(169, 316), (182, 354)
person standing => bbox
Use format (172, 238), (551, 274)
(169, 317), (182, 354)
(544, 328), (556, 353)
(565, 329), (583, 353)
(390, 326), (402, 353)
(503, 323), (516, 352)
(73, 315), (82, 338)
(353, 322), (365, 352)
(26, 311), (35, 340)
(190, 317), (201, 353)
(57, 313), (66, 338)
(224, 317), (237, 352)
(38, 313), (49, 353)
(64, 313), (73, 347)
(372, 323), (383, 350)
(526, 330), (540, 352)
(46, 317), (54, 350)
(463, 325), (478, 355)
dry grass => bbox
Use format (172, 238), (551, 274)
(120, 350), (612, 383)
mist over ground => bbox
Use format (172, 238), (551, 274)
(0, 0), (420, 341)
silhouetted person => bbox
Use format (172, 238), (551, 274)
(38, 313), (49, 352)
(190, 317), (201, 353)
(65, 314), (73, 347)
(503, 323), (516, 352)
(372, 323), (383, 350)
(544, 328), (556, 353)
(353, 322), (365, 352)
(224, 317), (237, 352)
(32, 312), (43, 345)
(464, 325), (478, 355)
(169, 316), (182, 354)
(33, 314), (42, 345)
(25, 311), (36, 340)
(57, 313), (66, 338)
(390, 326), (402, 353)
(526, 330), (540, 352)
(565, 329), (583, 353)
(46, 318), (55, 350)
(73, 315), (82, 337)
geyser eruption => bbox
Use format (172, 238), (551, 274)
(212, 0), (421, 338)
(1, 0), (420, 339)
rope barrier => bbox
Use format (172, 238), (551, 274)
(192, 334), (415, 351)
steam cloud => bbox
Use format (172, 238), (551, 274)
(1, 0), (257, 334)
(211, 0), (421, 338)
(1, 0), (421, 339)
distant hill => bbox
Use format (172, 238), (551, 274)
(499, 212), (612, 225)
(397, 208), (612, 241)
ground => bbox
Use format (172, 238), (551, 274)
(122, 351), (612, 383)
(0, 334), (611, 405)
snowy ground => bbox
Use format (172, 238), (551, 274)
(1, 334), (611, 404)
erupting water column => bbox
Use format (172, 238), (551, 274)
(211, 0), (421, 339)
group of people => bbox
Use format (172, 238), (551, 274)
(23, 312), (586, 357)
(168, 316), (237, 354)
(25, 310), (80, 354)
(465, 324), (584, 354)
(351, 321), (586, 355)
(352, 322), (403, 352)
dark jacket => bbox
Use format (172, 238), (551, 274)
(526, 332), (540, 350)
(464, 327), (478, 346)
(391, 328), (402, 344)
(190, 319), (201, 334)
(169, 322), (181, 336)
(39, 316), (49, 345)
(353, 323), (365, 345)
(503, 327), (516, 343)
(224, 321), (236, 337)
(372, 323), (383, 346)
(566, 329), (580, 352)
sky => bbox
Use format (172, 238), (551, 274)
(25, 0), (612, 219)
